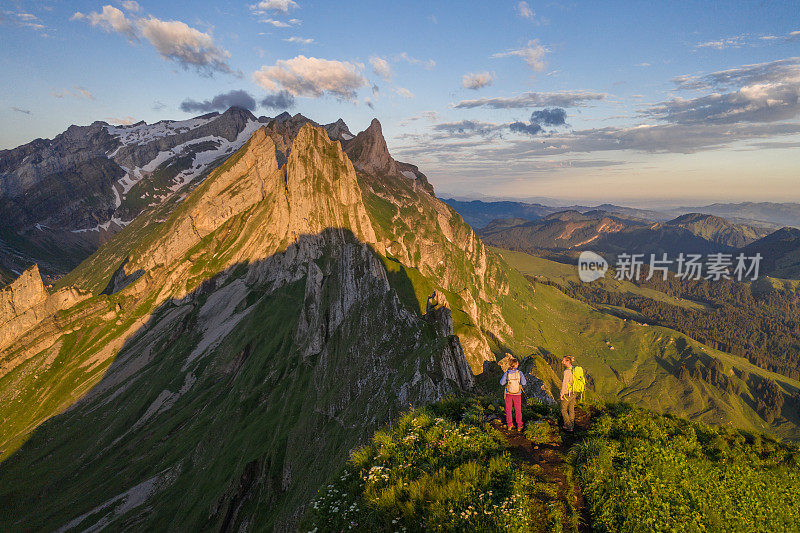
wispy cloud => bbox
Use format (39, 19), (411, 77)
(120, 1), (141, 13)
(105, 115), (136, 125)
(253, 55), (367, 99)
(453, 91), (606, 109)
(396, 87), (414, 98)
(396, 52), (436, 69)
(651, 58), (800, 125)
(491, 39), (547, 71)
(284, 36), (314, 44)
(260, 18), (300, 27)
(369, 56), (392, 82)
(11, 106), (32, 115)
(515, 1), (548, 25)
(462, 71), (494, 90)
(72, 5), (234, 75)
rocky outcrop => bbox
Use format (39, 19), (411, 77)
(343, 118), (398, 176)
(0, 265), (88, 353)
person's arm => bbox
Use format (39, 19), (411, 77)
(500, 370), (508, 385)
(520, 372), (527, 386)
(560, 368), (572, 399)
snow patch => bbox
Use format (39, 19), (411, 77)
(71, 216), (132, 234)
(341, 132), (354, 140)
(401, 170), (418, 181)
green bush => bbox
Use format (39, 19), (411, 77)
(524, 421), (552, 444)
(303, 399), (535, 532)
(570, 404), (800, 532)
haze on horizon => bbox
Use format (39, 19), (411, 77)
(2, 0), (799, 204)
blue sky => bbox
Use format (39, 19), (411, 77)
(1, 0), (799, 206)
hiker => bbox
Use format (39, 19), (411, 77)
(560, 356), (578, 432)
(500, 357), (527, 431)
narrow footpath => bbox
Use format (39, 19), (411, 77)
(490, 406), (593, 533)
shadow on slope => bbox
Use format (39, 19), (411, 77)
(0, 228), (473, 532)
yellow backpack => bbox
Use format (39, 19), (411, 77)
(570, 366), (586, 400)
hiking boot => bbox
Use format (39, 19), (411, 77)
(507, 426), (514, 431)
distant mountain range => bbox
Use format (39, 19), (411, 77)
(478, 209), (770, 256)
(0, 108), (368, 281)
(446, 198), (800, 278)
(444, 198), (799, 231)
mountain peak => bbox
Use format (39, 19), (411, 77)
(343, 117), (397, 176)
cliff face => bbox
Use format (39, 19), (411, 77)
(0, 121), (475, 532)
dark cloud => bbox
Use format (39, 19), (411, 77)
(432, 120), (504, 137)
(180, 90), (257, 113)
(454, 91), (605, 109)
(509, 121), (543, 135)
(259, 90), (295, 110)
(11, 106), (32, 115)
(530, 107), (567, 126)
(152, 100), (166, 111)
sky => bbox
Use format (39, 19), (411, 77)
(1, 0), (799, 207)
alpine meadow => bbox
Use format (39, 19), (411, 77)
(2, 1), (800, 532)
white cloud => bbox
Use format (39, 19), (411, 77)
(72, 6), (233, 74)
(453, 90), (606, 109)
(369, 56), (392, 81)
(251, 0), (298, 13)
(138, 16), (232, 74)
(260, 18), (298, 27)
(284, 36), (314, 44)
(462, 71), (493, 90)
(253, 55), (367, 99)
(397, 52), (436, 69)
(73, 5), (136, 40)
(396, 87), (414, 98)
(516, 1), (534, 19)
(492, 39), (547, 71)
(695, 36), (745, 50)
(120, 1), (141, 12)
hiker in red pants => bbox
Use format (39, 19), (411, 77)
(500, 357), (527, 430)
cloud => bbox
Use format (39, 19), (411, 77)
(253, 55), (367, 99)
(396, 87), (414, 98)
(696, 35), (745, 50)
(72, 5), (136, 40)
(364, 97), (374, 109)
(284, 36), (314, 44)
(492, 39), (547, 71)
(105, 115), (136, 125)
(369, 56), (392, 81)
(635, 62), (651, 67)
(152, 100), (166, 111)
(180, 89), (257, 113)
(138, 16), (233, 75)
(462, 71), (493, 90)
(11, 106), (32, 115)
(530, 107), (567, 126)
(120, 1), (141, 12)
(4, 11), (47, 32)
(260, 90), (295, 109)
(648, 58), (800, 125)
(454, 91), (606, 109)
(397, 52), (436, 69)
(72, 6), (233, 75)
(372, 84), (380, 97)
(260, 18), (298, 27)
(250, 0), (298, 13)
(509, 121), (542, 135)
(433, 120), (505, 137)
(516, 1), (534, 19)
(74, 86), (95, 100)
(515, 1), (547, 24)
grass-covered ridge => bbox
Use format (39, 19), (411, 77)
(571, 404), (800, 532)
(304, 396), (800, 533)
